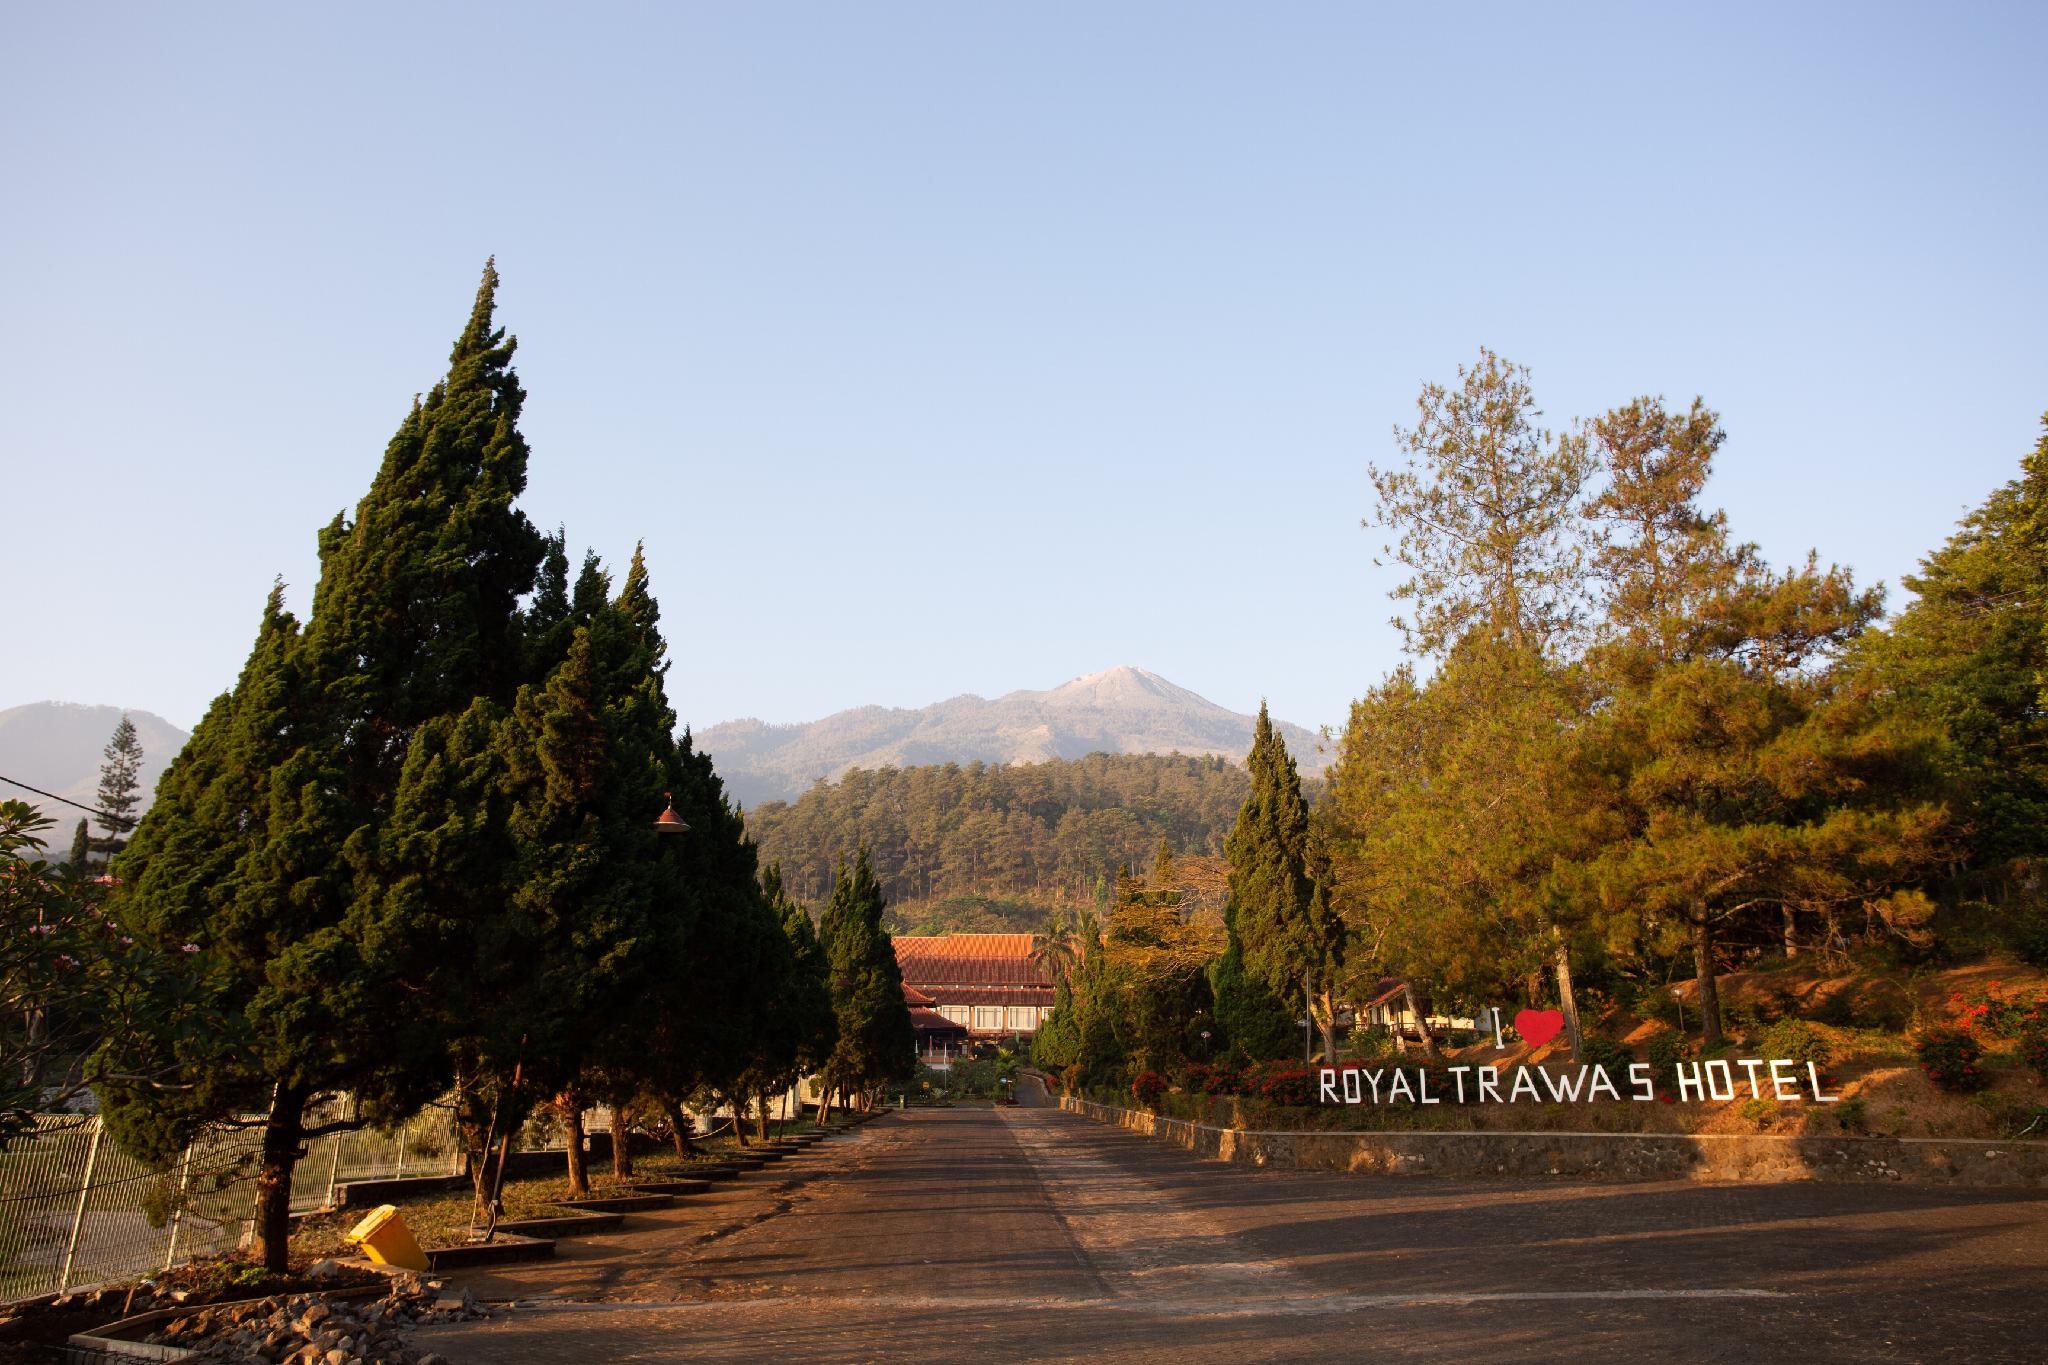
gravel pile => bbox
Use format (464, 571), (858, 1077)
(142, 1270), (490, 1364)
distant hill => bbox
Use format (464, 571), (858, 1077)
(699, 666), (1328, 808)
(0, 702), (190, 837)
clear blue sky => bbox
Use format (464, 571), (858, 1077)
(4, 3), (2044, 738)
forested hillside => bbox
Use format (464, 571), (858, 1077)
(742, 752), (1270, 929)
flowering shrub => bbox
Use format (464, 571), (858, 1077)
(1130, 1071), (1166, 1108)
(1245, 1063), (1313, 1106)
(1952, 984), (2046, 1039)
(1181, 1061), (1242, 1096)
(1916, 1026), (1989, 1092)
(2, 799), (220, 1143)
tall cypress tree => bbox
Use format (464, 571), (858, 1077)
(106, 265), (549, 1268)
(816, 849), (915, 1115)
(1223, 703), (1344, 1058)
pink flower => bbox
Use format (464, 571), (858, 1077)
(55, 954), (77, 970)
(29, 923), (54, 935)
(180, 943), (201, 954)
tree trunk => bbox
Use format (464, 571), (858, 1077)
(731, 1095), (749, 1146)
(660, 1097), (697, 1157)
(1692, 910), (1724, 1050)
(561, 1099), (589, 1197)
(756, 1090), (771, 1142)
(1403, 985), (1441, 1059)
(610, 1105), (634, 1179)
(1315, 981), (1338, 1061)
(816, 1085), (834, 1128)
(1553, 934), (1584, 1062)
(1782, 904), (1799, 958)
(249, 1085), (307, 1273)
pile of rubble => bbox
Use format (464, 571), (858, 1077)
(143, 1269), (490, 1364)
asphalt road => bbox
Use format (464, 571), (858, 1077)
(411, 1105), (2048, 1362)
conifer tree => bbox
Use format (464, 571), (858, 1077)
(1857, 413), (2048, 945)
(446, 545), (700, 1195)
(95, 715), (144, 853)
(99, 587), (342, 1266)
(1368, 348), (1594, 657)
(816, 849), (915, 1116)
(1571, 398), (1949, 1046)
(105, 265), (549, 1268)
(1223, 704), (1344, 1057)
(66, 819), (91, 875)
(766, 864), (839, 1107)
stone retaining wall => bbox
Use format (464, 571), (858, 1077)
(1060, 1097), (2048, 1188)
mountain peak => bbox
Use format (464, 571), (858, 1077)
(1042, 665), (1208, 709)
(698, 667), (1324, 807)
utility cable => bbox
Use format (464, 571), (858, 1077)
(0, 774), (118, 822)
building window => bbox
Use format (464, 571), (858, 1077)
(940, 1006), (970, 1025)
(972, 1006), (1002, 1030)
(1005, 1006), (1034, 1031)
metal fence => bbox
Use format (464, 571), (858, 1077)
(0, 1106), (465, 1306)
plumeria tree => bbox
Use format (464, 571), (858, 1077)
(1, 800), (213, 1147)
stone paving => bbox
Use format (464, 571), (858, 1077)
(409, 1105), (2048, 1362)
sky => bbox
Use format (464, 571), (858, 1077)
(3, 3), (2045, 739)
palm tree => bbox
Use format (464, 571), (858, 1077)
(1029, 907), (1090, 985)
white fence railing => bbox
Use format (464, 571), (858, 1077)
(0, 1107), (466, 1305)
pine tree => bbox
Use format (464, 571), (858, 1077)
(1857, 414), (2048, 897)
(1571, 399), (1949, 1046)
(1224, 704), (1344, 1057)
(66, 819), (91, 875)
(95, 715), (144, 855)
(1368, 349), (1594, 657)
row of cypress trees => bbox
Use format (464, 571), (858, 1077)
(96, 265), (908, 1269)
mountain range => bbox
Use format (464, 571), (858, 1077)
(0, 668), (1326, 825)
(698, 665), (1327, 808)
(0, 702), (191, 838)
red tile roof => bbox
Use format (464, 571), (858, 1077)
(902, 984), (938, 1007)
(908, 1006), (969, 1035)
(894, 933), (1051, 988)
(921, 986), (1055, 1008)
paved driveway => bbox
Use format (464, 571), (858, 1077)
(411, 1107), (2046, 1362)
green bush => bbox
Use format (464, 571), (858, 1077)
(2019, 1018), (2048, 1082)
(2003, 903), (2048, 968)
(1645, 1033), (1689, 1074)
(1830, 1096), (1869, 1134)
(1759, 1019), (1832, 1069)
(1130, 1071), (1166, 1108)
(1737, 1097), (1777, 1129)
(1915, 1026), (1989, 1092)
(1578, 1036), (1632, 1072)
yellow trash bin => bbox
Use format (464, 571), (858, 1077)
(344, 1204), (430, 1271)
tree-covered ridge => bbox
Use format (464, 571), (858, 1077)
(742, 751), (1273, 911)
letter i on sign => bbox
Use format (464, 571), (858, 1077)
(1490, 1007), (1503, 1048)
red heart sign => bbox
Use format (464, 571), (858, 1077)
(1515, 1009), (1565, 1048)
